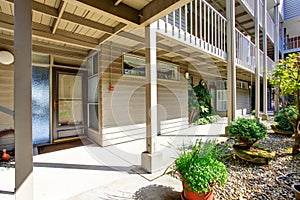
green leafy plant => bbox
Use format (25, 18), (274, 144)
(269, 53), (300, 154)
(194, 114), (221, 125)
(175, 140), (228, 195)
(228, 117), (267, 147)
(274, 106), (298, 131)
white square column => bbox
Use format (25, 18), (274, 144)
(141, 23), (162, 173)
(255, 0), (261, 118)
(14, 0), (33, 198)
(262, 0), (268, 120)
(226, 0), (236, 124)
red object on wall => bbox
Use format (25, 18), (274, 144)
(109, 85), (114, 92)
(1, 149), (10, 162)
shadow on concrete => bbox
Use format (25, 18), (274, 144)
(133, 184), (181, 200)
(33, 162), (141, 173)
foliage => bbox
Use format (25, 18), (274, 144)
(228, 118), (267, 147)
(193, 81), (212, 116)
(274, 106), (298, 131)
(194, 114), (221, 125)
(188, 84), (200, 123)
(251, 110), (256, 116)
(188, 80), (221, 124)
(175, 140), (228, 194)
(269, 53), (300, 154)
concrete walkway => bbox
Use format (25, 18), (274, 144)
(0, 118), (228, 200)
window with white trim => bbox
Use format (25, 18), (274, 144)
(216, 90), (227, 111)
(87, 53), (99, 131)
(216, 80), (227, 111)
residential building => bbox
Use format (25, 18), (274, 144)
(0, 0), (298, 196)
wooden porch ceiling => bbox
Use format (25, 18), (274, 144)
(0, 0), (192, 64)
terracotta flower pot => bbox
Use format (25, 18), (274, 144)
(292, 184), (300, 200)
(181, 180), (215, 200)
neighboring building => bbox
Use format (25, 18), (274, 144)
(0, 0), (298, 194)
(280, 0), (300, 56)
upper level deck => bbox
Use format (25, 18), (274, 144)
(155, 0), (275, 77)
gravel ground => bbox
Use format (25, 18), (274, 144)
(214, 117), (300, 200)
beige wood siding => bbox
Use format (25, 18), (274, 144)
(98, 44), (188, 145)
(0, 63), (14, 150)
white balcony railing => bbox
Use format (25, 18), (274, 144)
(239, 0), (275, 42)
(235, 29), (255, 72)
(235, 28), (274, 76)
(283, 36), (300, 53)
(156, 0), (275, 76)
(156, 0), (227, 59)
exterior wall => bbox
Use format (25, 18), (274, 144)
(284, 0), (300, 20)
(0, 63), (14, 150)
(98, 44), (188, 146)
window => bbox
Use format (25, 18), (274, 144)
(87, 53), (98, 77)
(216, 80), (227, 111)
(237, 80), (249, 89)
(123, 54), (179, 81)
(87, 53), (99, 131)
(217, 90), (227, 111)
(123, 54), (145, 76)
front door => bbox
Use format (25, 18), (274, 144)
(52, 68), (86, 141)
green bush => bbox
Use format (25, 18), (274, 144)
(274, 106), (297, 131)
(228, 118), (267, 147)
(175, 140), (228, 194)
(194, 114), (221, 125)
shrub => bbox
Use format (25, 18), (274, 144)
(274, 106), (297, 131)
(228, 117), (267, 147)
(194, 114), (221, 125)
(175, 140), (228, 194)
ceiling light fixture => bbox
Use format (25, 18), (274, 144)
(0, 50), (14, 65)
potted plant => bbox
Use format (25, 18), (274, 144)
(228, 117), (275, 164)
(174, 140), (228, 200)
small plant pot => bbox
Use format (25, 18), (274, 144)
(181, 181), (215, 200)
(233, 144), (275, 164)
(292, 184), (300, 200)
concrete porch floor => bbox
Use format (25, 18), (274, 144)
(0, 118), (228, 200)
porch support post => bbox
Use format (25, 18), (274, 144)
(262, 0), (268, 120)
(226, 0), (236, 124)
(255, 0), (260, 118)
(141, 23), (162, 173)
(274, 0), (280, 114)
(14, 0), (33, 198)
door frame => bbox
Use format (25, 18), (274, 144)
(52, 67), (87, 142)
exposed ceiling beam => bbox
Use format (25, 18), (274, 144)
(113, 0), (122, 6)
(0, 37), (87, 60)
(140, 0), (192, 26)
(52, 1), (67, 34)
(0, 13), (99, 49)
(62, 12), (115, 34)
(236, 11), (248, 18)
(64, 0), (140, 25)
(1, 0), (118, 35)
(240, 19), (253, 26)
